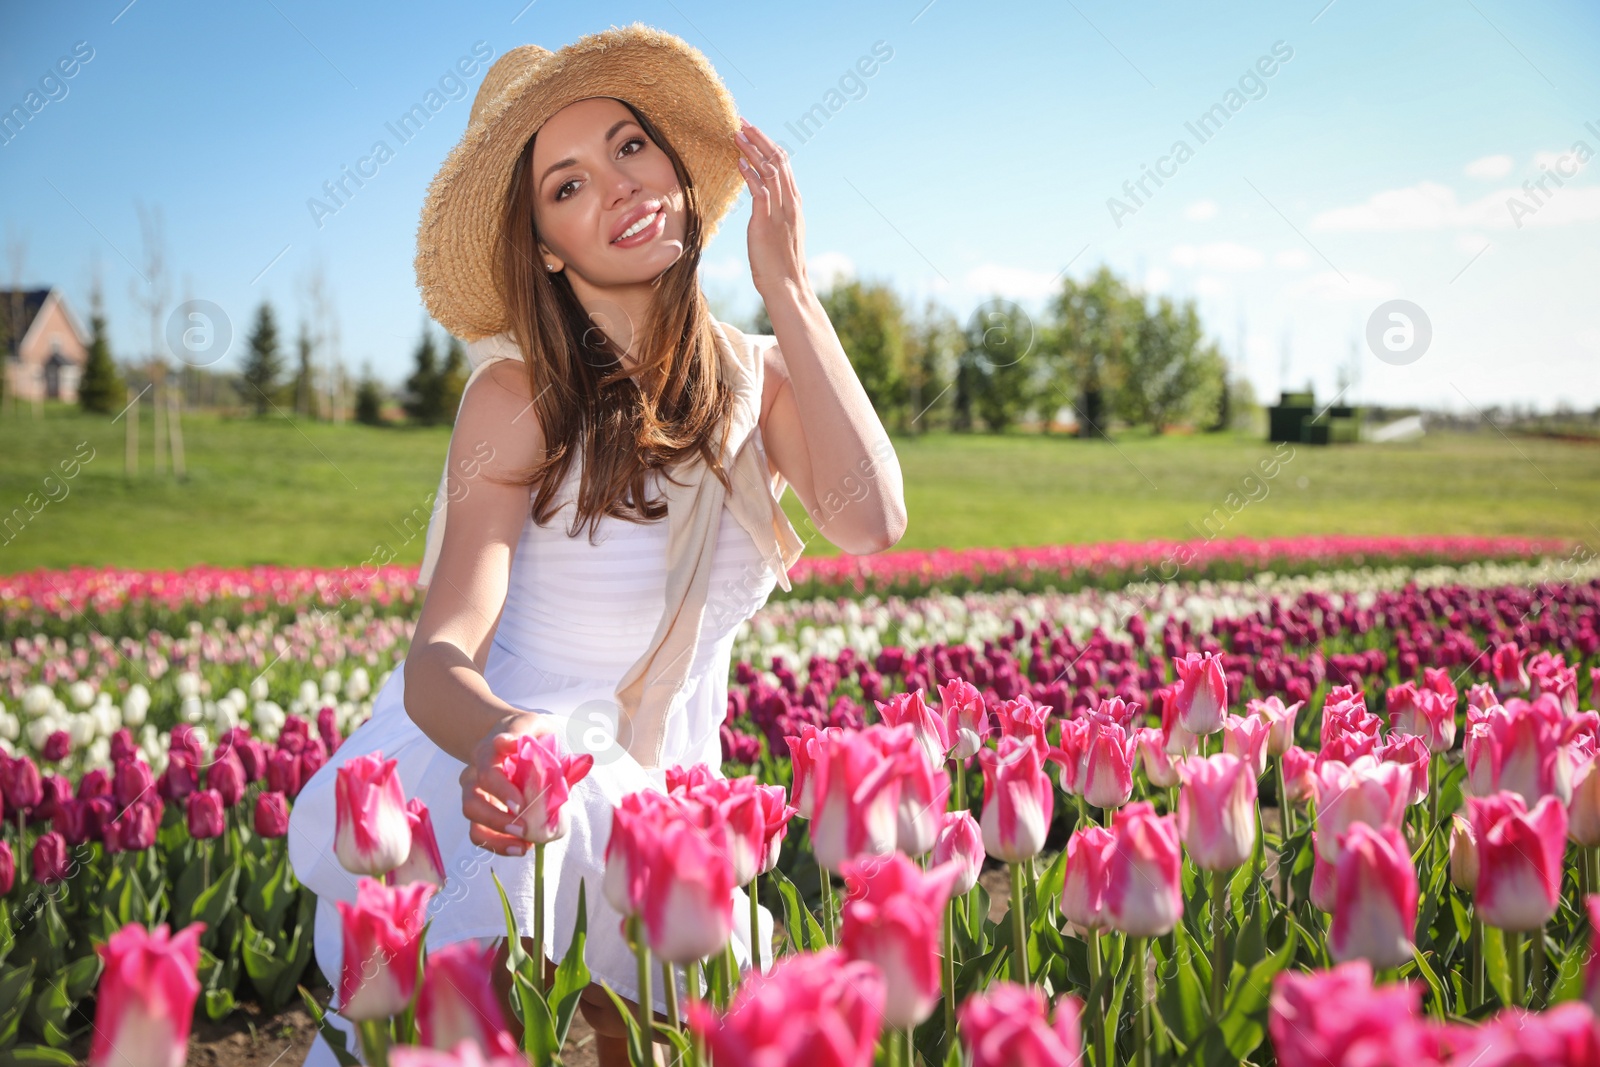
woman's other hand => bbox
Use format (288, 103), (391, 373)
(734, 117), (808, 302)
(460, 711), (558, 856)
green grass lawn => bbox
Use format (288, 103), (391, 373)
(0, 403), (1595, 572)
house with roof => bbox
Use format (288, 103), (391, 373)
(2, 287), (90, 402)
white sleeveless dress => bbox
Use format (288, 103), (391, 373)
(287, 427), (783, 1054)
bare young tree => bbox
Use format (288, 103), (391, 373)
(130, 200), (172, 474)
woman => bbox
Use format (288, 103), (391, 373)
(287, 24), (906, 1067)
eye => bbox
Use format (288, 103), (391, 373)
(620, 136), (646, 156)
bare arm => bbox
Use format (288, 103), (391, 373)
(402, 358), (553, 854)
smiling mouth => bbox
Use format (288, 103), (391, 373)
(612, 209), (663, 243)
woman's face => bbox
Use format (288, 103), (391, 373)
(530, 96), (687, 291)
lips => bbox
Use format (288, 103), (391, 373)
(611, 200), (664, 243)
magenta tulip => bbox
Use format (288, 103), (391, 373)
(1059, 825), (1114, 931)
(1173, 651), (1228, 736)
(1177, 753), (1258, 872)
(33, 830), (70, 885)
(931, 810), (984, 895)
(337, 877), (436, 1020)
(958, 981), (1084, 1067)
(640, 814), (736, 964)
(497, 732), (594, 845)
(839, 851), (962, 1029)
(876, 688), (951, 769)
(685, 947), (886, 1067)
(939, 676), (990, 761)
(255, 791), (290, 839)
(333, 752), (411, 878)
(810, 726), (905, 873)
(978, 735), (1054, 863)
(187, 789), (225, 840)
(1329, 822), (1417, 970)
(1467, 791), (1567, 931)
(1105, 801), (1183, 937)
(0, 841), (12, 895)
(88, 922), (206, 1067)
(389, 797), (447, 889)
(416, 940), (518, 1055)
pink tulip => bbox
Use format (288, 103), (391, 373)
(1378, 732), (1431, 807)
(88, 922), (206, 1067)
(685, 948), (886, 1067)
(939, 676), (990, 761)
(390, 1041), (528, 1067)
(1173, 651), (1228, 735)
(640, 814), (736, 963)
(1059, 825), (1114, 931)
(1081, 719), (1136, 809)
(931, 810), (984, 895)
(885, 728), (950, 857)
(207, 748), (247, 807)
(1310, 755), (1409, 863)
(187, 789), (225, 840)
(810, 726), (905, 872)
(1329, 822), (1417, 970)
(784, 723), (843, 819)
(1269, 961), (1432, 1065)
(1135, 727), (1180, 788)
(1281, 745), (1317, 806)
(958, 981), (1084, 1067)
(754, 782), (797, 876)
(603, 791), (663, 917)
(0, 841), (12, 896)
(1177, 753), (1258, 872)
(876, 688), (951, 769)
(1158, 686), (1200, 757)
(992, 695), (1053, 754)
(337, 877), (437, 1020)
(1105, 801), (1183, 937)
(497, 733), (594, 845)
(416, 940), (518, 1055)
(1222, 713), (1270, 778)
(715, 783), (770, 887)
(1467, 791), (1567, 931)
(1493, 643), (1530, 695)
(1309, 834), (1337, 913)
(333, 752), (411, 878)
(255, 791), (290, 838)
(1573, 756), (1600, 847)
(1386, 684), (1456, 754)
(839, 851), (962, 1029)
(113, 758), (154, 809)
(389, 798), (447, 889)
(1248, 696), (1303, 757)
(1465, 697), (1573, 804)
(978, 735), (1054, 863)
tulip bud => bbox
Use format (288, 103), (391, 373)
(337, 877), (436, 1020)
(333, 752), (411, 878)
(0, 841), (13, 895)
(1059, 825), (1114, 931)
(1104, 801), (1182, 937)
(1177, 753), (1258, 872)
(33, 830), (70, 885)
(498, 734), (595, 846)
(389, 798), (447, 889)
(1449, 813), (1478, 892)
(255, 791), (290, 839)
(207, 748), (247, 807)
(88, 922), (206, 1067)
(1174, 652), (1228, 736)
(187, 789), (225, 840)
(978, 735), (1053, 863)
(839, 852), (962, 1029)
(1329, 822), (1417, 971)
(640, 816), (736, 964)
(939, 677), (989, 761)
(416, 940), (518, 1055)
(113, 758), (154, 809)
(958, 981), (1084, 1067)
(931, 810), (984, 896)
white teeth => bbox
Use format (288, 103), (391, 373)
(615, 210), (659, 241)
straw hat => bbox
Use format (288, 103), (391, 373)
(413, 23), (745, 342)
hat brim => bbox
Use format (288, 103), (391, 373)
(414, 23), (745, 341)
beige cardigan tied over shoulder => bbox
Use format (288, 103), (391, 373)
(416, 319), (806, 769)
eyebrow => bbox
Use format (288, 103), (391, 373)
(538, 118), (638, 193)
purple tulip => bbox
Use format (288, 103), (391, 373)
(42, 730), (71, 762)
(32, 831), (71, 885)
(187, 789), (226, 840)
(254, 791), (290, 838)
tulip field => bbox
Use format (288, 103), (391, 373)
(2, 533), (1600, 1065)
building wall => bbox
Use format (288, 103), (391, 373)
(7, 295), (88, 402)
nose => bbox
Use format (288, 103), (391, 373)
(602, 159), (643, 209)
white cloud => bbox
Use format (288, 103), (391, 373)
(1194, 275), (1229, 297)
(1170, 242), (1264, 271)
(1285, 270), (1398, 301)
(1144, 266), (1172, 292)
(1310, 179), (1600, 230)
(807, 252), (856, 290)
(1465, 154), (1514, 179)
(1274, 248), (1311, 269)
(962, 263), (1060, 301)
(1184, 199), (1219, 221)
(1454, 232), (1492, 256)
(699, 258), (746, 283)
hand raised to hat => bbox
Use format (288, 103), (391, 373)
(734, 117), (808, 301)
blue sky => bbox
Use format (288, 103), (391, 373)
(2, 0), (1596, 411)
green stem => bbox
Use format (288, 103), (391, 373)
(1428, 753), (1440, 831)
(533, 841), (546, 975)
(662, 959), (679, 1031)
(820, 869), (836, 944)
(1075, 793), (1087, 830)
(723, 942), (738, 1005)
(1507, 928), (1524, 1008)
(749, 873), (763, 976)
(630, 916), (655, 1061)
(1469, 910), (1483, 1010)
(356, 1019), (390, 1067)
(1087, 928), (1106, 1067)
(685, 960), (704, 1067)
(1532, 926), (1547, 1009)
(1010, 861), (1029, 985)
(1133, 936), (1151, 1067)
(1211, 868), (1226, 1016)
(942, 897), (956, 1050)
(953, 755), (966, 814)
(1275, 754), (1293, 836)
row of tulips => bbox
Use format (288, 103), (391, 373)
(0, 535), (1564, 641)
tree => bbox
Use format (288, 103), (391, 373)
(293, 319), (319, 419)
(402, 323), (445, 425)
(78, 277), (123, 415)
(815, 278), (908, 427)
(901, 300), (961, 435)
(237, 302), (285, 415)
(964, 297), (1036, 433)
(355, 362), (384, 425)
(440, 334), (468, 423)
(1048, 265), (1139, 438)
(1118, 293), (1225, 433)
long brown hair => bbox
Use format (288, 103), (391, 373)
(495, 97), (736, 543)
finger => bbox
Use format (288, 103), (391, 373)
(736, 154), (762, 196)
(739, 119), (783, 162)
(463, 790), (519, 830)
(475, 763), (524, 813)
(468, 820), (527, 856)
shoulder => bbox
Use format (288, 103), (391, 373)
(453, 352), (545, 468)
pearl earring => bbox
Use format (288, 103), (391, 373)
(546, 263), (556, 271)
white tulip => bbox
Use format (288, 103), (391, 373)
(321, 669), (342, 696)
(249, 676), (270, 701)
(69, 680), (96, 708)
(175, 671), (202, 700)
(22, 684), (53, 717)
